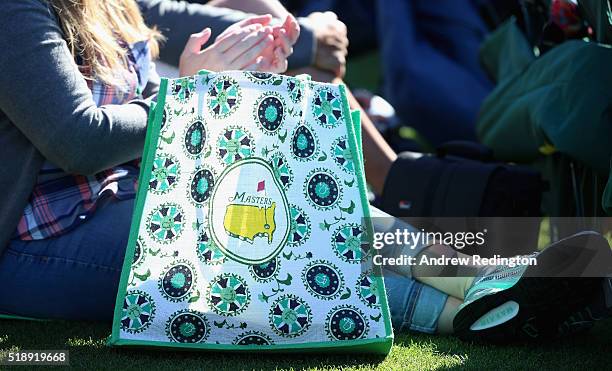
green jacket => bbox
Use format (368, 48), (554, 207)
(476, 18), (612, 215)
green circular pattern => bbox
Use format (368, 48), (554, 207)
(196, 230), (226, 265)
(331, 223), (369, 263)
(207, 76), (241, 118)
(269, 152), (293, 189)
(312, 87), (344, 128)
(290, 125), (318, 161)
(255, 92), (285, 134)
(216, 126), (254, 165)
(207, 273), (251, 316)
(331, 136), (355, 174)
(325, 305), (369, 341)
(188, 166), (215, 205)
(302, 260), (344, 300)
(160, 106), (173, 134)
(249, 257), (281, 283)
(269, 294), (312, 338)
(120, 290), (155, 334)
(357, 270), (381, 308)
(287, 205), (311, 247)
(149, 153), (180, 194)
(183, 119), (207, 158)
(147, 203), (185, 244)
(132, 236), (146, 268)
(245, 71), (274, 84)
(166, 309), (210, 343)
(304, 169), (342, 210)
(158, 260), (196, 302)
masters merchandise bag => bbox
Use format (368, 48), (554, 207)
(108, 70), (393, 353)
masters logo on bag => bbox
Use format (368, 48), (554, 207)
(211, 157), (290, 264)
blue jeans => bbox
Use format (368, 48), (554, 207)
(0, 199), (133, 320)
(0, 200), (448, 333)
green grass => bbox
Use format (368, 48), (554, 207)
(1, 318), (610, 370)
(2, 220), (611, 369)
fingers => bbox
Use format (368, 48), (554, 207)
(268, 23), (294, 57)
(322, 33), (349, 53)
(243, 56), (265, 71)
(183, 28), (212, 55)
(309, 11), (338, 20)
(323, 11), (338, 19)
(260, 40), (276, 59)
(315, 43), (346, 77)
(179, 28), (214, 76)
(308, 10), (348, 77)
(231, 34), (275, 69)
(281, 14), (300, 44)
(224, 29), (272, 65)
(276, 28), (293, 57)
(238, 14), (272, 28)
(216, 23), (263, 48)
(323, 20), (348, 49)
(273, 47), (288, 72)
(216, 14), (272, 42)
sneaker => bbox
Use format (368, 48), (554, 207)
(453, 231), (611, 343)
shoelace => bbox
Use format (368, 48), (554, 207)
(475, 253), (539, 285)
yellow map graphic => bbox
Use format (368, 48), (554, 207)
(223, 202), (276, 243)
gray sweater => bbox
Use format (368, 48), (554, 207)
(0, 0), (158, 253)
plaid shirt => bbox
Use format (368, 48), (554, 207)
(14, 41), (152, 240)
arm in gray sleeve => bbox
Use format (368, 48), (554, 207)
(137, 0), (315, 69)
(0, 0), (151, 176)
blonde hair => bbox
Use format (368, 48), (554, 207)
(49, 0), (163, 84)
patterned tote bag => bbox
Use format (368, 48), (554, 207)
(108, 71), (393, 354)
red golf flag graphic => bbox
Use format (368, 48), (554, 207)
(257, 180), (265, 192)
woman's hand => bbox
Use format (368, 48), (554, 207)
(308, 11), (348, 77)
(178, 21), (275, 76)
(215, 14), (300, 73)
(259, 14), (300, 73)
(178, 14), (299, 76)
(216, 14), (273, 40)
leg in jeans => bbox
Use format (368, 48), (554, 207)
(373, 206), (462, 334)
(384, 268), (451, 334)
(0, 198), (134, 320)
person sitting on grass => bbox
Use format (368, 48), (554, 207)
(0, 0), (610, 344)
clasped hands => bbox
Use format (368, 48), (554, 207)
(179, 14), (299, 77)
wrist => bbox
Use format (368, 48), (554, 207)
(290, 17), (317, 69)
